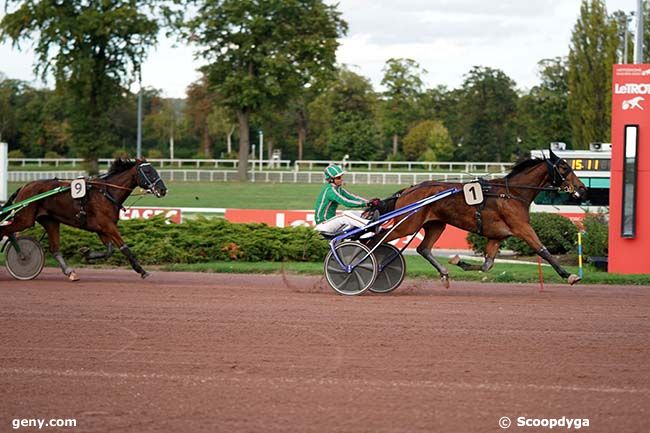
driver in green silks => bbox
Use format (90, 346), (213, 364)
(313, 164), (381, 235)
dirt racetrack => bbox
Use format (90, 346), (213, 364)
(1, 268), (649, 433)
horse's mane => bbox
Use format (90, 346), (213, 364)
(107, 158), (137, 175)
(505, 158), (545, 179)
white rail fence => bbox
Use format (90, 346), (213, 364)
(9, 170), (504, 185)
(8, 158), (511, 173)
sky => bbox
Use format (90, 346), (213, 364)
(0, 0), (642, 98)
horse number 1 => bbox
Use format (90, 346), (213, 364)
(463, 182), (484, 206)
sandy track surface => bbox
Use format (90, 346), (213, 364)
(1, 268), (649, 432)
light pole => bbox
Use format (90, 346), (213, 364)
(136, 79), (143, 158)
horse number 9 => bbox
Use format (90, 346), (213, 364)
(463, 182), (484, 206)
(71, 179), (87, 199)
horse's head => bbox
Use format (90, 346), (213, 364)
(546, 150), (587, 200)
(136, 160), (167, 198)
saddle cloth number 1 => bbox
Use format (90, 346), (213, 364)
(71, 179), (87, 199)
(463, 182), (484, 205)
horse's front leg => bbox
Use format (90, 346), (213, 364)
(80, 233), (115, 260)
(513, 225), (580, 285)
(449, 239), (501, 273)
(417, 222), (451, 288)
(38, 218), (79, 281)
(104, 227), (150, 279)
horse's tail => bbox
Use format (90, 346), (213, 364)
(1, 187), (22, 210)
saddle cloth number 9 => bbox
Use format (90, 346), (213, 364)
(71, 178), (87, 199)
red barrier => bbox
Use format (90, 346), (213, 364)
(120, 207), (182, 224)
(225, 209), (471, 249)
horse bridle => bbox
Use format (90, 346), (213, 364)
(545, 158), (576, 194)
(136, 163), (164, 193)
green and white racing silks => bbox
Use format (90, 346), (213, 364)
(314, 183), (368, 224)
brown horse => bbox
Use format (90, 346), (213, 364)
(0, 158), (167, 280)
(371, 150), (587, 286)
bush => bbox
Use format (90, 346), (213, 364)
(582, 212), (608, 257)
(8, 149), (25, 158)
(147, 149), (164, 159)
(467, 212), (578, 255)
(44, 151), (62, 159)
(23, 217), (329, 266)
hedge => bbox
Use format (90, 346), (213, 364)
(582, 212), (608, 257)
(467, 212), (578, 255)
(21, 217), (329, 266)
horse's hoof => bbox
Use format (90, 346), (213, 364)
(441, 274), (450, 289)
(68, 272), (80, 282)
(568, 274), (581, 285)
(141, 271), (151, 279)
(448, 255), (461, 266)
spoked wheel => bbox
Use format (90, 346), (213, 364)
(370, 244), (406, 294)
(324, 241), (377, 296)
(5, 236), (45, 281)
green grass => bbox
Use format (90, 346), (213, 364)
(2, 249), (648, 285)
(161, 256), (650, 285)
(8, 182), (403, 209)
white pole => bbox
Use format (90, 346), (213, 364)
(170, 135), (174, 160)
(259, 130), (263, 168)
(634, 0), (644, 63)
(0, 142), (7, 202)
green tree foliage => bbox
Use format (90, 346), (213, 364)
(309, 68), (381, 160)
(0, 76), (70, 157)
(185, 0), (346, 180)
(0, 1), (174, 172)
(455, 66), (518, 162)
(402, 120), (453, 161)
(516, 58), (571, 153)
(567, 0), (619, 150)
(379, 58), (426, 156)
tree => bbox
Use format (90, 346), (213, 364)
(402, 120), (454, 161)
(186, 0), (346, 181)
(185, 76), (218, 158)
(567, 0), (619, 150)
(516, 58), (571, 153)
(456, 66), (518, 162)
(309, 68), (381, 160)
(0, 1), (175, 172)
(379, 58), (426, 156)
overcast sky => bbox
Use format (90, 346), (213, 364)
(0, 0), (642, 98)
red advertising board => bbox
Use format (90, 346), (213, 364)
(609, 64), (650, 273)
(119, 207), (182, 224)
(225, 209), (471, 250)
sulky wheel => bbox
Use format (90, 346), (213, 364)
(324, 241), (377, 296)
(370, 243), (406, 294)
(5, 236), (45, 281)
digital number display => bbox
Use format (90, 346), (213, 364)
(566, 158), (610, 171)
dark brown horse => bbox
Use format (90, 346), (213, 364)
(0, 158), (167, 280)
(371, 150), (587, 286)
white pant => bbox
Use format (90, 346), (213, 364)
(315, 210), (369, 234)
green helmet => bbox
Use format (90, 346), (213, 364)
(324, 164), (345, 180)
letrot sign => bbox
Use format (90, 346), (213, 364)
(609, 64), (650, 273)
